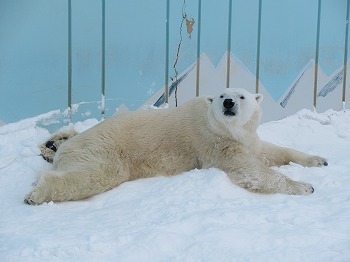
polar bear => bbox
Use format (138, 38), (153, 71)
(25, 88), (327, 205)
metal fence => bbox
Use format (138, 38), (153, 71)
(1, 0), (349, 124)
(66, 0), (349, 120)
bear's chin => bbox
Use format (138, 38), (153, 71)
(224, 110), (237, 116)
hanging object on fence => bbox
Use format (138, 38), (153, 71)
(186, 17), (195, 38)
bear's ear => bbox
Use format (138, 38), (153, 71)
(255, 94), (263, 104)
(206, 97), (214, 104)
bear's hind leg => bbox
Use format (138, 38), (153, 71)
(25, 166), (129, 205)
(25, 171), (66, 205)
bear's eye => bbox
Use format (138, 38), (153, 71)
(220, 95), (224, 98)
(240, 96), (245, 99)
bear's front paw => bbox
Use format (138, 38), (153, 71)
(297, 182), (314, 195)
(287, 180), (314, 195)
(24, 191), (45, 205)
(303, 156), (328, 167)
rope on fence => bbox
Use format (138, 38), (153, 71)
(171, 0), (195, 107)
(172, 0), (187, 107)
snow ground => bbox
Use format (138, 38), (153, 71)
(0, 109), (350, 262)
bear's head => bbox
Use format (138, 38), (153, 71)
(206, 88), (263, 138)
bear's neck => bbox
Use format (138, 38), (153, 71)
(234, 127), (259, 150)
(209, 118), (258, 146)
(206, 107), (261, 149)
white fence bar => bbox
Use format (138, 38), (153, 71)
(101, 0), (106, 119)
(195, 0), (202, 97)
(342, 0), (350, 108)
(68, 0), (72, 122)
(313, 0), (322, 109)
(255, 0), (262, 94)
(226, 0), (233, 89)
(165, 0), (170, 104)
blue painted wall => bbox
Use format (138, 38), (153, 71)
(0, 0), (348, 124)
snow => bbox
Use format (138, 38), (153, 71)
(1, 109), (350, 261)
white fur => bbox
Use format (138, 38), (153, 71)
(25, 88), (327, 204)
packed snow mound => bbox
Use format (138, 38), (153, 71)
(0, 109), (350, 261)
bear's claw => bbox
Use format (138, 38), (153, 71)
(24, 196), (36, 205)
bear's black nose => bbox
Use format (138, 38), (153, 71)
(223, 99), (235, 109)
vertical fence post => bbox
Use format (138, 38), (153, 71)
(165, 0), (170, 104)
(68, 0), (72, 122)
(343, 0), (350, 109)
(195, 0), (202, 97)
(313, 0), (322, 110)
(255, 0), (262, 94)
(101, 0), (106, 119)
(226, 0), (233, 89)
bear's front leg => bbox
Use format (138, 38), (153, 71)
(260, 141), (328, 167)
(222, 158), (314, 195)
